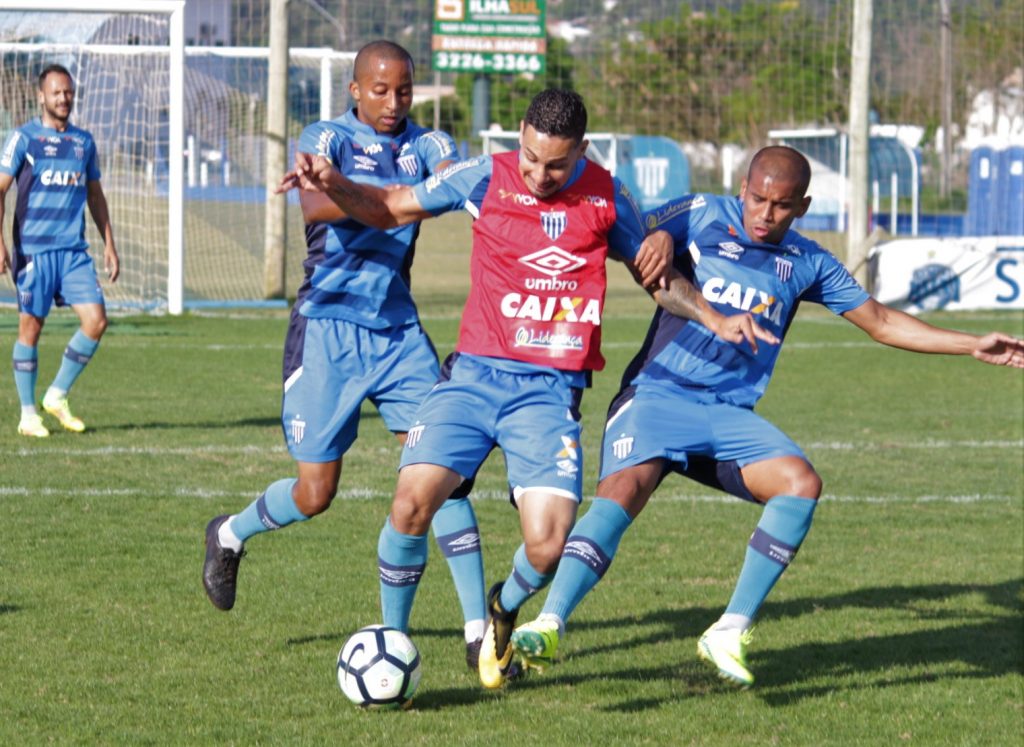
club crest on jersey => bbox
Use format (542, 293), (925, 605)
(290, 415), (306, 445)
(74, 145), (84, 160)
(718, 241), (745, 260)
(519, 246), (585, 277)
(540, 210), (567, 241)
(775, 256), (793, 282)
(397, 153), (419, 176)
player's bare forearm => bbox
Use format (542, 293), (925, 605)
(652, 273), (779, 353)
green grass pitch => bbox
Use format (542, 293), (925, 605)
(0, 220), (1021, 743)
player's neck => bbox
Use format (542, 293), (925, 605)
(41, 115), (69, 132)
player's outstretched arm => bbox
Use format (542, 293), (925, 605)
(971, 332), (1024, 368)
(844, 298), (1024, 368)
(278, 153), (433, 229)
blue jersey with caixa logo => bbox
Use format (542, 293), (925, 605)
(0, 118), (100, 255)
(295, 109), (457, 328)
(626, 193), (870, 408)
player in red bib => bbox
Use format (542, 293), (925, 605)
(280, 89), (773, 689)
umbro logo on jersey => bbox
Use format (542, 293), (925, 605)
(718, 241), (745, 259)
(612, 435), (634, 460)
(406, 424), (425, 448)
(353, 155), (377, 171)
(540, 210), (567, 241)
(519, 246), (586, 277)
(290, 415), (306, 445)
(44, 145), (58, 157)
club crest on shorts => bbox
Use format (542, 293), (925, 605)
(540, 210), (567, 241)
(290, 415), (306, 445)
(611, 434), (634, 460)
(405, 423), (425, 448)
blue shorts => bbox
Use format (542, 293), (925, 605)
(15, 249), (104, 317)
(399, 353), (585, 503)
(598, 383), (806, 502)
(281, 315), (440, 463)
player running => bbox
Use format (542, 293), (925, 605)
(511, 145), (1024, 687)
(280, 88), (771, 689)
(0, 63), (120, 437)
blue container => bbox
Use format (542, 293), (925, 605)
(966, 146), (997, 235)
(996, 146), (1024, 236)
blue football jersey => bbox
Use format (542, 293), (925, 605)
(0, 118), (101, 255)
(628, 193), (870, 408)
(295, 110), (457, 328)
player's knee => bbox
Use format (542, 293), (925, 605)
(389, 492), (434, 535)
(523, 536), (564, 575)
(293, 477), (337, 516)
(787, 468), (822, 499)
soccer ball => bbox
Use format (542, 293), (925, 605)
(337, 625), (421, 708)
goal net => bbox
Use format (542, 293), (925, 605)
(0, 4), (354, 311)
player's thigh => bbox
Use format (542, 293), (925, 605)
(281, 317), (375, 462)
(598, 386), (715, 483)
(56, 250), (104, 307)
(14, 250), (59, 318)
(398, 367), (499, 481)
(498, 376), (584, 504)
(710, 405), (818, 500)
(369, 323), (441, 434)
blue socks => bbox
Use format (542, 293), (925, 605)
(51, 330), (99, 395)
(541, 497), (633, 622)
(13, 342), (38, 408)
(378, 518), (428, 633)
(431, 497), (486, 627)
(499, 543), (555, 613)
(228, 478), (308, 542)
(725, 495), (817, 620)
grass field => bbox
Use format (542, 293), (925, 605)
(0, 233), (1022, 744)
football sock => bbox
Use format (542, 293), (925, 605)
(378, 517), (428, 633)
(724, 495), (817, 620)
(499, 543), (554, 613)
(49, 330), (99, 395)
(227, 478), (307, 543)
(13, 342), (38, 408)
(431, 496), (486, 629)
(541, 497), (632, 622)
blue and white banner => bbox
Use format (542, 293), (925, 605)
(870, 236), (1024, 312)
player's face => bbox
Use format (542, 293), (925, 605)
(740, 166), (811, 245)
(38, 71), (75, 129)
(517, 123), (588, 199)
(350, 57), (414, 135)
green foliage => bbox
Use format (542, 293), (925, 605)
(580, 2), (848, 144)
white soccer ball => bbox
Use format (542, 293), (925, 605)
(337, 625), (422, 708)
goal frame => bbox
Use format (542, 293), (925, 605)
(3, 0), (186, 313)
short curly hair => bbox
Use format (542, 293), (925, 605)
(523, 88), (587, 144)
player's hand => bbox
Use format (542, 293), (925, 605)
(104, 245), (120, 283)
(972, 332), (1024, 369)
(635, 230), (673, 289)
(705, 310), (779, 355)
(276, 152), (332, 194)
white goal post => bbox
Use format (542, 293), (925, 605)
(1, 0), (186, 313)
